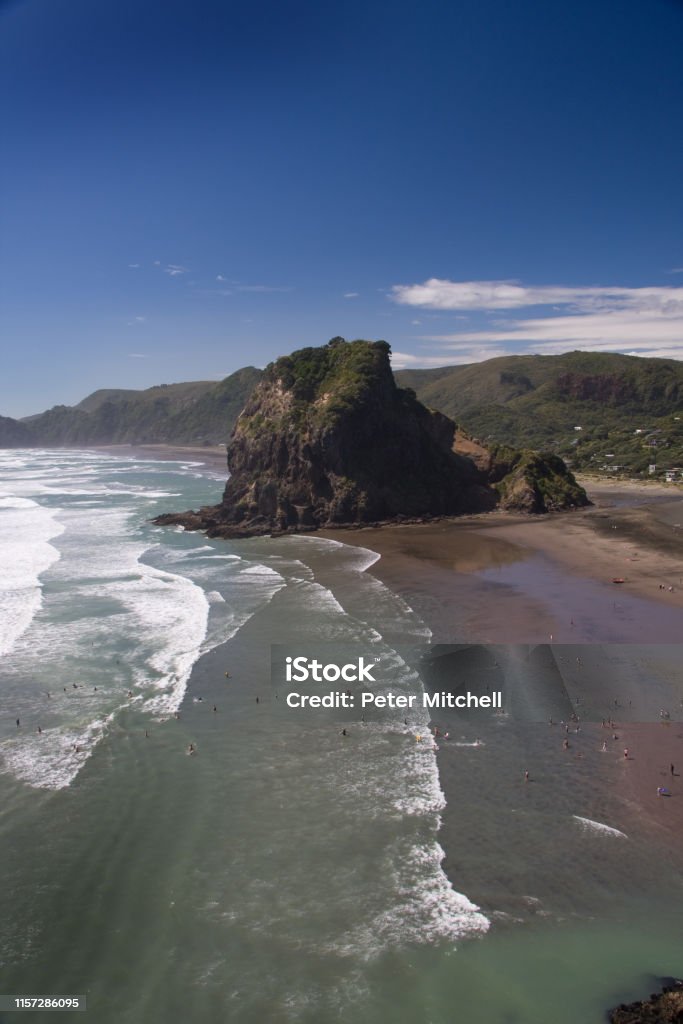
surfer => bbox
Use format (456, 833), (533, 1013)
(187, 743), (195, 755)
(16, 718), (20, 728)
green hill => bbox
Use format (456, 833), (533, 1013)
(395, 351), (683, 478)
(2, 367), (263, 448)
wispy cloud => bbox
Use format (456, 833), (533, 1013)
(235, 283), (290, 293)
(391, 278), (683, 360)
(391, 348), (509, 368)
(216, 274), (228, 282)
(343, 292), (359, 299)
(128, 353), (148, 359)
(669, 267), (683, 275)
(128, 263), (140, 268)
(126, 316), (147, 326)
(164, 264), (188, 276)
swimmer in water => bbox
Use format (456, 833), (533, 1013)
(188, 743), (195, 755)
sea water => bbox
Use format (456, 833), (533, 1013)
(0, 450), (681, 1023)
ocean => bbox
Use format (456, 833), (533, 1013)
(1, 449), (682, 1023)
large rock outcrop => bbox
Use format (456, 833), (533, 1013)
(154, 338), (588, 537)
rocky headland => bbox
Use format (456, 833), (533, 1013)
(153, 338), (589, 538)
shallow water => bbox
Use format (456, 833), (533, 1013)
(0, 450), (682, 1023)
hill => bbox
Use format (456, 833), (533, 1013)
(1, 368), (263, 448)
(395, 351), (683, 478)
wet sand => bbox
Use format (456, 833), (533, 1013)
(319, 480), (683, 644)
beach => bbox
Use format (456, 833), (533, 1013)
(320, 479), (683, 644)
(2, 451), (682, 1023)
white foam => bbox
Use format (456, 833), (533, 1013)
(573, 815), (627, 838)
(0, 495), (64, 655)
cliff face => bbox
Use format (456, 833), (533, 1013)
(154, 339), (588, 538)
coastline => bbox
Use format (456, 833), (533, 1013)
(318, 480), (683, 644)
(91, 442), (229, 471)
(318, 481), (683, 921)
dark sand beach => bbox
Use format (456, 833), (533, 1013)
(320, 479), (683, 644)
(317, 480), (683, 926)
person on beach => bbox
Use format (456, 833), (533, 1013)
(16, 719), (20, 728)
(624, 748), (629, 758)
(601, 741), (607, 752)
(563, 738), (570, 750)
(671, 764), (675, 777)
(213, 705), (217, 713)
(524, 770), (529, 782)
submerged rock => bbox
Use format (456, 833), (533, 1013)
(154, 338), (589, 537)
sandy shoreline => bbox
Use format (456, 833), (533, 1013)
(319, 480), (683, 644)
(92, 442), (229, 471)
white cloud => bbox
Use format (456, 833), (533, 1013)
(392, 277), (683, 314)
(128, 263), (140, 268)
(164, 264), (188, 276)
(343, 292), (359, 299)
(217, 274), (228, 281)
(669, 267), (683, 275)
(128, 353), (148, 359)
(391, 278), (683, 360)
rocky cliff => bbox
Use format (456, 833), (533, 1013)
(153, 338), (588, 538)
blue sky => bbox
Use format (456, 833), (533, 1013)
(2, 0), (683, 416)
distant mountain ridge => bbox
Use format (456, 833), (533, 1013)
(2, 350), (683, 476)
(0, 368), (262, 447)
